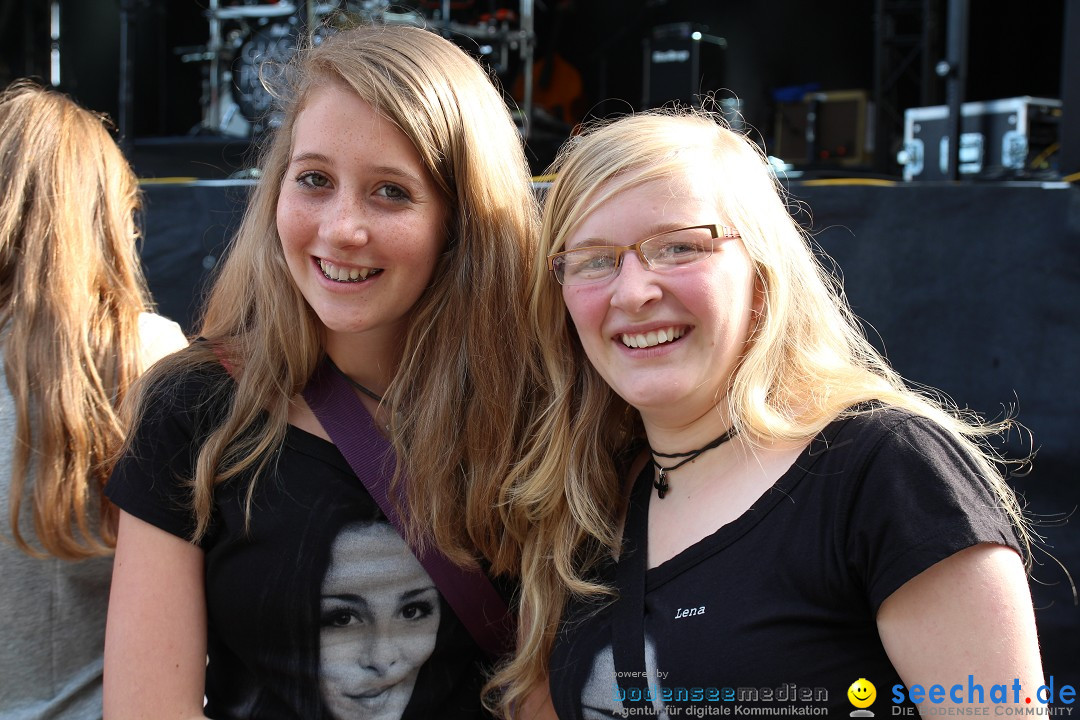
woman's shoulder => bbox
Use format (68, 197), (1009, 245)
(135, 341), (235, 423)
(807, 403), (988, 487)
(817, 404), (1004, 514)
(137, 311), (188, 370)
(830, 403), (951, 448)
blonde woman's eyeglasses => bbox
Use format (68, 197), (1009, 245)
(546, 223), (740, 286)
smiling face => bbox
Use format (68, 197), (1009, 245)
(847, 678), (877, 709)
(559, 171), (760, 428)
(276, 81), (448, 365)
(319, 521), (441, 720)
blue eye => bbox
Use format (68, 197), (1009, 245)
(653, 241), (700, 258)
(582, 255), (615, 270)
(564, 249), (616, 279)
(646, 228), (714, 265)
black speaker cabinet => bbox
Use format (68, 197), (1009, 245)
(642, 23), (727, 109)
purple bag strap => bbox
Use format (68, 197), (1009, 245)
(302, 359), (513, 658)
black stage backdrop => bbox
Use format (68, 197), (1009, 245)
(798, 183), (1080, 683)
(141, 180), (1080, 681)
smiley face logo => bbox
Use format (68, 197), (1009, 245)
(848, 678), (877, 709)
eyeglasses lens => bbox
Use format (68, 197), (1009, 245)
(555, 226), (716, 286)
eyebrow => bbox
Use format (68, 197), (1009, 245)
(566, 223), (689, 250)
(372, 165), (424, 184)
(323, 594), (371, 611)
(288, 152), (425, 184)
(322, 585), (437, 605)
(399, 586), (437, 601)
(288, 151), (333, 166)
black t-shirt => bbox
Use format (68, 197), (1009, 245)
(548, 409), (1021, 719)
(106, 364), (493, 719)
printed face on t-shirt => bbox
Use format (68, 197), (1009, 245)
(319, 521), (441, 720)
(580, 634), (670, 719)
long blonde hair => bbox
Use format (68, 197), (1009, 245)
(0, 81), (151, 559)
(127, 24), (540, 570)
(492, 109), (1030, 713)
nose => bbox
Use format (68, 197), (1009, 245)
(359, 628), (401, 677)
(609, 252), (662, 311)
(321, 191), (370, 248)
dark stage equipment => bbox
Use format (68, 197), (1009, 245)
(1061, 0), (1080, 176)
(773, 90), (872, 168)
(183, 0), (536, 140)
(900, 96), (1062, 181)
(939, 0), (969, 181)
(641, 22), (727, 109)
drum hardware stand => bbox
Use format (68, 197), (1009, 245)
(187, 0), (297, 136)
(424, 0), (535, 140)
(117, 0), (148, 152)
(937, 0), (969, 181)
(519, 0), (534, 140)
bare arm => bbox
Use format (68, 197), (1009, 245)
(877, 543), (1044, 710)
(104, 510), (208, 720)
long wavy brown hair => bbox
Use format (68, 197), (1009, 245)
(0, 81), (151, 559)
(124, 24), (540, 572)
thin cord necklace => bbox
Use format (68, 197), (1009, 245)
(649, 426), (739, 499)
(326, 358), (384, 403)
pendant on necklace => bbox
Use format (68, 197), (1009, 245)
(653, 468), (670, 499)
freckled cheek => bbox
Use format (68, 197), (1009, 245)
(275, 200), (312, 254)
(402, 233), (448, 280)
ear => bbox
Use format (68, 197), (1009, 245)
(751, 266), (767, 318)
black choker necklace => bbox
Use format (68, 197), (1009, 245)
(649, 426), (739, 499)
(327, 358), (384, 403)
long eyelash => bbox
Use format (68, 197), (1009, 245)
(296, 171), (327, 188)
(320, 608), (354, 627)
(402, 600), (435, 618)
(382, 182), (419, 201)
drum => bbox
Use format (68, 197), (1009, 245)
(231, 19), (299, 127)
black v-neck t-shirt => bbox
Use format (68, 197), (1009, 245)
(548, 408), (1020, 719)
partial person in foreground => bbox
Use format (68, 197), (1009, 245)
(103, 23), (538, 720)
(0, 81), (186, 719)
(493, 109), (1042, 718)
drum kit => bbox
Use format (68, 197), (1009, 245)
(185, 0), (536, 138)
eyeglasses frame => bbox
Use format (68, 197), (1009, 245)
(546, 223), (741, 285)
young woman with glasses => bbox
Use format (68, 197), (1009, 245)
(492, 109), (1043, 718)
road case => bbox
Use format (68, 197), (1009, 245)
(899, 96), (1061, 181)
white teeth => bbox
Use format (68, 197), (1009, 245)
(620, 326), (685, 348)
(318, 259), (378, 283)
